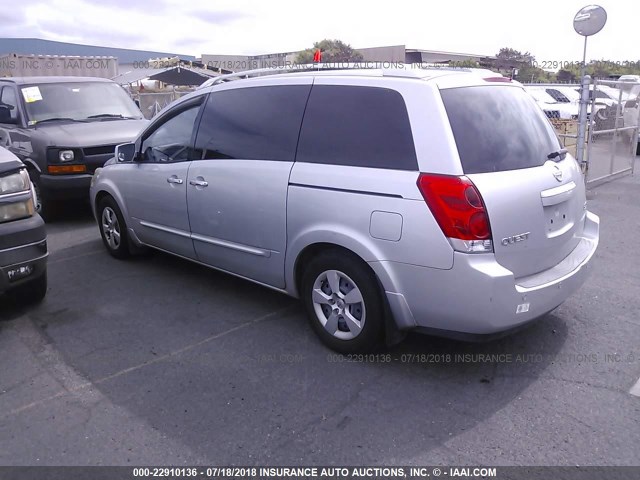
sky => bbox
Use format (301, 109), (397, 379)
(1, 0), (637, 62)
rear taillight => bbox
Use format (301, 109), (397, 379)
(417, 173), (493, 253)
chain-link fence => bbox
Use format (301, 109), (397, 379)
(585, 78), (640, 186)
(134, 91), (193, 119)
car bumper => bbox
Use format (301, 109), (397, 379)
(39, 174), (92, 199)
(0, 215), (48, 294)
(371, 211), (600, 338)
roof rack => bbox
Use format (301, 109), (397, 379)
(198, 64), (357, 88)
(197, 63), (478, 89)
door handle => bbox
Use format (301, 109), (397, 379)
(167, 176), (183, 184)
(189, 179), (208, 187)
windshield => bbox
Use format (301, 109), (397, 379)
(441, 86), (561, 174)
(526, 88), (557, 104)
(554, 88), (580, 102)
(599, 86), (631, 101)
(21, 82), (142, 124)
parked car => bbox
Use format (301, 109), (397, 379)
(0, 76), (148, 219)
(90, 67), (600, 352)
(618, 74), (640, 84)
(525, 86), (579, 119)
(0, 147), (47, 303)
(543, 86), (578, 104)
(617, 78), (640, 154)
(575, 84), (626, 116)
(580, 85), (633, 131)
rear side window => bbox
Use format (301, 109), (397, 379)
(195, 85), (311, 161)
(296, 85), (417, 170)
(441, 86), (561, 174)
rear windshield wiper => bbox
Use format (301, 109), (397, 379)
(547, 148), (568, 161)
(35, 117), (87, 125)
(86, 113), (138, 120)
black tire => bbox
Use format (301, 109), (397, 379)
(28, 169), (56, 221)
(300, 250), (385, 353)
(97, 196), (131, 259)
(10, 270), (47, 304)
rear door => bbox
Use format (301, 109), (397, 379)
(187, 80), (312, 288)
(440, 85), (587, 279)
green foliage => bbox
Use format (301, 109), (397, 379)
(295, 39), (364, 64)
(492, 47), (545, 82)
(495, 47), (534, 64)
(493, 46), (640, 82)
(454, 59), (481, 68)
(560, 60), (640, 80)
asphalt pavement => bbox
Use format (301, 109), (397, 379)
(0, 167), (639, 467)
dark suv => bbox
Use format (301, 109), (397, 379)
(0, 76), (148, 218)
(0, 147), (47, 303)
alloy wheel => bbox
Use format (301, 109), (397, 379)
(311, 269), (366, 340)
(101, 207), (121, 250)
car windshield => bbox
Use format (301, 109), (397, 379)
(527, 88), (557, 104)
(21, 82), (142, 124)
(555, 88), (580, 102)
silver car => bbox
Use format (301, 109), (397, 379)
(90, 67), (599, 353)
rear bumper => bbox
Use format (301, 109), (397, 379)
(0, 215), (48, 294)
(39, 174), (92, 199)
(371, 211), (600, 337)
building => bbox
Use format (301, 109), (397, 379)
(203, 44), (494, 71)
(0, 38), (196, 77)
(201, 52), (298, 71)
(359, 45), (494, 65)
(0, 38), (196, 64)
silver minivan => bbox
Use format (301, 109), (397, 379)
(90, 67), (599, 352)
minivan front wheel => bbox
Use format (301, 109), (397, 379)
(301, 251), (384, 353)
(98, 197), (130, 259)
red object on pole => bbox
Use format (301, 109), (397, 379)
(313, 49), (322, 63)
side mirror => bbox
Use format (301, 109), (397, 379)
(0, 105), (18, 125)
(115, 142), (137, 163)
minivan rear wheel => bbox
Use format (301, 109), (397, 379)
(98, 196), (130, 259)
(301, 251), (384, 353)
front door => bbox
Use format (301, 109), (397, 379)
(122, 99), (204, 259)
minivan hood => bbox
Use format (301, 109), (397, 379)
(35, 119), (148, 147)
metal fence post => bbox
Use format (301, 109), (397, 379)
(576, 75), (591, 174)
(635, 95), (640, 175)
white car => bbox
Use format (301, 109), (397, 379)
(617, 74), (640, 86)
(525, 87), (579, 120)
(621, 91), (640, 152)
(544, 86), (581, 104)
(575, 85), (624, 110)
(617, 77), (640, 151)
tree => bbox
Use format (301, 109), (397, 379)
(492, 47), (552, 82)
(454, 59), (481, 68)
(494, 47), (535, 69)
(557, 69), (577, 83)
(295, 39), (364, 64)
